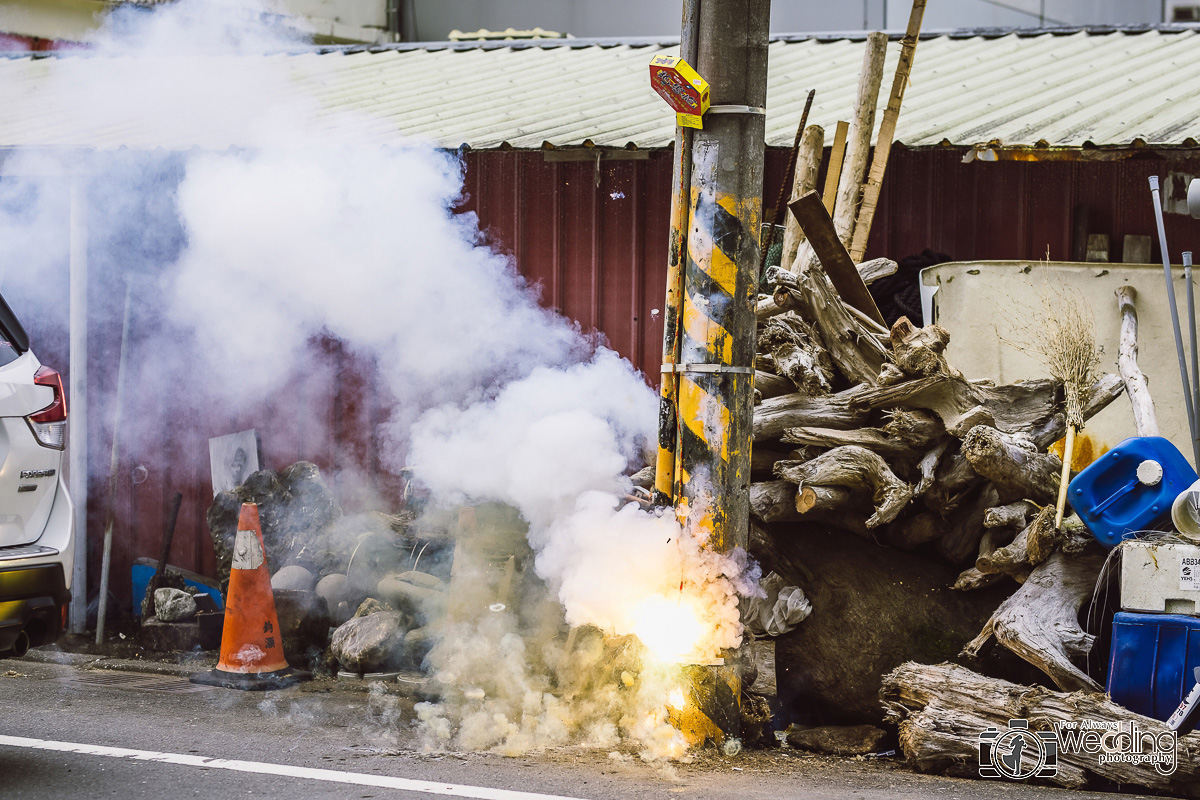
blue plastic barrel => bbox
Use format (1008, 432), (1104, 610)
(1108, 611), (1200, 721)
(1068, 436), (1197, 548)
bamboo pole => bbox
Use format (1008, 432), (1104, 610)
(832, 32), (887, 250)
(849, 0), (927, 262)
(822, 120), (849, 214)
(780, 125), (825, 273)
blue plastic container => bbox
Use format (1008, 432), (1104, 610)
(1108, 611), (1200, 721)
(1068, 436), (1197, 548)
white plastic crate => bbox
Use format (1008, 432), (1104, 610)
(1120, 541), (1200, 615)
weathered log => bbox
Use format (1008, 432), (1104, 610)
(877, 362), (907, 386)
(775, 267), (890, 386)
(1116, 285), (1159, 437)
(751, 446), (820, 479)
(780, 124), (825, 273)
(952, 567), (1004, 591)
(961, 425), (1060, 505)
(976, 505), (1057, 578)
(753, 388), (867, 441)
(753, 369), (794, 401)
(984, 501), (1038, 530)
(750, 480), (802, 523)
(936, 483), (999, 565)
(881, 661), (1200, 795)
(781, 425), (918, 460)
(890, 317), (957, 379)
(798, 508), (872, 538)
(774, 445), (913, 528)
(755, 294), (787, 322)
(962, 550), (1105, 692)
(795, 484), (854, 514)
(883, 408), (945, 449)
(858, 257), (898, 286)
(914, 439), (950, 498)
(1029, 373), (1125, 449)
(854, 375), (1060, 437)
(759, 313), (835, 395)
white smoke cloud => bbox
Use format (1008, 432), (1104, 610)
(0, 0), (758, 755)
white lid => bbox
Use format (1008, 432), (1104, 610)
(1137, 459), (1164, 486)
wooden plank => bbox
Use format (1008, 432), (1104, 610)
(822, 120), (850, 214)
(780, 125), (825, 272)
(849, 0), (928, 262)
(789, 190), (886, 326)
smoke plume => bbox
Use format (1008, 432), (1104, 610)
(0, 0), (759, 756)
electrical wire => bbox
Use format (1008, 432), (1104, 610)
(974, 0), (1068, 26)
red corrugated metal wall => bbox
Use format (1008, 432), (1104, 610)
(88, 146), (1200, 618)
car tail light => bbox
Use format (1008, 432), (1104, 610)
(27, 365), (67, 449)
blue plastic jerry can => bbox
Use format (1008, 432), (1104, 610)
(1068, 436), (1198, 548)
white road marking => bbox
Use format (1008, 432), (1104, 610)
(0, 735), (588, 800)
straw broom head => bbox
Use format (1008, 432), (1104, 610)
(1030, 287), (1101, 429)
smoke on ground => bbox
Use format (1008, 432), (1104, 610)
(0, 0), (760, 757)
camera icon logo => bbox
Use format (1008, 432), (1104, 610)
(978, 719), (1059, 780)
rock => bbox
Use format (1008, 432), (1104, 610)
(344, 531), (409, 602)
(154, 587), (197, 622)
(271, 565), (316, 592)
(403, 626), (435, 666)
(376, 573), (446, 623)
(272, 589), (330, 658)
(354, 598), (394, 617)
(315, 573), (351, 624)
(330, 611), (409, 673)
(787, 724), (888, 756)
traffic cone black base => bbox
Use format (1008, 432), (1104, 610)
(190, 666), (311, 691)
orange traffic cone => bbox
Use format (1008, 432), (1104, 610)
(191, 503), (310, 690)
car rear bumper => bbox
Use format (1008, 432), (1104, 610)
(0, 563), (68, 652)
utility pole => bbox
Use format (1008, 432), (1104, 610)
(656, 0), (770, 750)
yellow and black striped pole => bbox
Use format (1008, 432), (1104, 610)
(666, 0), (771, 751)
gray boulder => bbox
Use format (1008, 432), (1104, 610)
(154, 587), (197, 622)
(271, 564), (316, 592)
(330, 611), (409, 673)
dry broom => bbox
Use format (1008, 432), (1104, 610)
(1029, 288), (1101, 529)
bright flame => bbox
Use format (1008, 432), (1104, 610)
(667, 688), (685, 710)
(630, 594), (708, 663)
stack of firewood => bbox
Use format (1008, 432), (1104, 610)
(749, 247), (1127, 690)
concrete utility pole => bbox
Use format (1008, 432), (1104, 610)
(657, 0), (770, 750)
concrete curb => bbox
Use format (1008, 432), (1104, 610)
(16, 647), (216, 678)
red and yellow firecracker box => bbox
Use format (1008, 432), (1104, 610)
(649, 54), (709, 129)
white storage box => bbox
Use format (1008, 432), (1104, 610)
(1120, 541), (1200, 615)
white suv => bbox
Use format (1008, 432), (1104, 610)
(0, 292), (74, 658)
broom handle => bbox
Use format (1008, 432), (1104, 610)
(1055, 424), (1075, 529)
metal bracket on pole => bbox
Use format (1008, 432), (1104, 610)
(705, 105), (766, 116)
(661, 364), (754, 375)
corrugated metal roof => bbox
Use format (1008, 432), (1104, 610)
(1, 28), (1198, 151)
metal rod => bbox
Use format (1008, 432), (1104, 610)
(1188, 251), (1199, 460)
(1149, 176), (1199, 464)
(95, 280), (134, 645)
(68, 175), (88, 635)
(760, 89), (815, 271)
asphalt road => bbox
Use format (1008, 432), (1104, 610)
(0, 658), (1164, 800)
